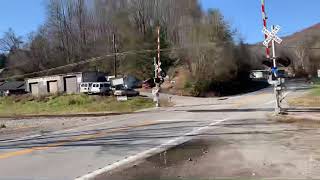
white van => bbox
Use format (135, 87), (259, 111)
(89, 82), (111, 95)
(80, 82), (93, 94)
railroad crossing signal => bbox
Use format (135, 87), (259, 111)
(261, 25), (285, 114)
(262, 25), (283, 47)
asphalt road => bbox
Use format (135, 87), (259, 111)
(0, 80), (310, 180)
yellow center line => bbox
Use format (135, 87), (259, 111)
(0, 121), (158, 160)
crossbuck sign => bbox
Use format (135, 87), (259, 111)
(262, 25), (283, 47)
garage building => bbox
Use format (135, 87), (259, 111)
(0, 81), (26, 96)
(26, 72), (106, 96)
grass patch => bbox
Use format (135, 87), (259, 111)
(288, 84), (320, 107)
(312, 90), (320, 96)
(311, 84), (320, 96)
(288, 96), (320, 107)
(0, 94), (154, 116)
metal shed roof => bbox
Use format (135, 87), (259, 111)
(0, 81), (25, 91)
(25, 72), (83, 80)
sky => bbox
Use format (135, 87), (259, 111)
(0, 0), (45, 39)
(0, 0), (319, 43)
(200, 0), (320, 43)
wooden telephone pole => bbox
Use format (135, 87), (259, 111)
(113, 33), (117, 77)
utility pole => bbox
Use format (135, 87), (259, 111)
(113, 33), (117, 78)
(157, 26), (161, 73)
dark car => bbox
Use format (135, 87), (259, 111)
(114, 88), (139, 97)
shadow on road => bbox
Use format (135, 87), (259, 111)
(183, 108), (274, 113)
(173, 103), (231, 108)
(286, 108), (320, 113)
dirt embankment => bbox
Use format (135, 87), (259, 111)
(101, 118), (320, 180)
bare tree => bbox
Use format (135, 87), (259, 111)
(0, 28), (23, 52)
(294, 39), (310, 73)
(1, 0), (253, 93)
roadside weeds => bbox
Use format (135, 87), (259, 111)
(0, 95), (155, 118)
(288, 83), (320, 107)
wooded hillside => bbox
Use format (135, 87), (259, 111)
(0, 0), (274, 96)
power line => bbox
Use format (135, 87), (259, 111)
(252, 44), (320, 50)
(1, 42), (320, 81)
(0, 42), (225, 80)
(0, 47), (176, 81)
(286, 46), (320, 50)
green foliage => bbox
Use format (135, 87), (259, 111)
(184, 79), (212, 97)
(184, 81), (193, 89)
(119, 26), (174, 80)
(158, 27), (174, 73)
(311, 84), (320, 96)
(207, 9), (234, 43)
(189, 80), (211, 97)
(312, 89), (320, 96)
(179, 9), (252, 96)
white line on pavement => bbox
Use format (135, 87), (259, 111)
(264, 100), (276, 105)
(263, 91), (291, 105)
(75, 118), (230, 180)
(157, 119), (201, 122)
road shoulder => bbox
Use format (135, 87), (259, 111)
(101, 117), (320, 180)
